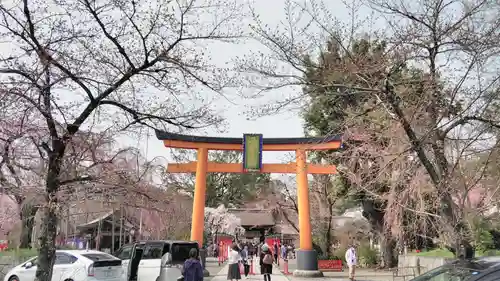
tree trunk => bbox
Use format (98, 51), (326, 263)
(379, 234), (397, 268)
(447, 233), (475, 259)
(35, 192), (59, 281)
(317, 230), (328, 256)
(35, 141), (66, 281)
(314, 218), (333, 257)
(20, 204), (39, 248)
(361, 199), (397, 268)
(324, 208), (334, 256)
(384, 85), (471, 256)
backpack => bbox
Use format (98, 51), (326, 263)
(263, 253), (273, 264)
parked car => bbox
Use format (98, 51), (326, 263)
(410, 257), (500, 281)
(2, 249), (122, 281)
(113, 240), (199, 281)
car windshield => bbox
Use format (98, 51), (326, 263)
(412, 260), (493, 281)
(25, 256), (37, 265)
(82, 253), (117, 261)
(170, 243), (198, 263)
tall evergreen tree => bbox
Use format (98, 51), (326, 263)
(205, 151), (271, 207)
(302, 38), (439, 267)
(246, 0), (500, 260)
(169, 150), (271, 208)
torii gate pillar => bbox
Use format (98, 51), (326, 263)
(191, 147), (208, 244)
(296, 149), (313, 251)
(156, 131), (343, 278)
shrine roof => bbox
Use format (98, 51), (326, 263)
(228, 208), (276, 226)
(155, 130), (342, 145)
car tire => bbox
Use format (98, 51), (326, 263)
(8, 276), (19, 281)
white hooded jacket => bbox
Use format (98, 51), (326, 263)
(345, 247), (357, 266)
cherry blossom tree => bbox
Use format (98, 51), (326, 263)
(205, 205), (245, 242)
(149, 193), (192, 240)
(0, 196), (18, 239)
(0, 112), (44, 248)
(0, 113), (141, 248)
(0, 0), (246, 278)
(239, 0), (500, 258)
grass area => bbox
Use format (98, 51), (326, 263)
(412, 248), (500, 258)
(0, 248), (38, 259)
(413, 249), (455, 258)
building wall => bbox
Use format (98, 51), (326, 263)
(244, 230), (262, 239)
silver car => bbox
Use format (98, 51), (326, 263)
(158, 242), (200, 281)
(124, 240), (199, 281)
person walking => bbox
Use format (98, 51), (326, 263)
(259, 243), (266, 273)
(241, 245), (250, 278)
(280, 244), (287, 261)
(345, 244), (357, 281)
(227, 245), (242, 281)
(258, 241), (268, 262)
(207, 244), (213, 257)
(182, 249), (204, 281)
(261, 247), (273, 281)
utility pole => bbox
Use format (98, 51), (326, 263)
(139, 208), (143, 240)
(111, 207), (115, 253)
(119, 205), (123, 247)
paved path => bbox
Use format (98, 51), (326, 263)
(207, 257), (291, 281)
(206, 257), (401, 281)
(205, 257), (228, 281)
(275, 258), (404, 281)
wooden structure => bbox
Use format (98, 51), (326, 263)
(228, 209), (275, 240)
(156, 131), (342, 275)
(228, 208), (298, 245)
(72, 210), (136, 252)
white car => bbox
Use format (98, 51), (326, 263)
(3, 250), (123, 281)
(113, 240), (199, 281)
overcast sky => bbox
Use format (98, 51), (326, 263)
(118, 0), (378, 168)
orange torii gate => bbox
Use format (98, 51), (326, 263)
(155, 131), (342, 277)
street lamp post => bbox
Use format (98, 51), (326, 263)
(130, 229), (135, 243)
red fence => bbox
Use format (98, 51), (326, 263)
(0, 240), (8, 251)
(318, 260), (343, 271)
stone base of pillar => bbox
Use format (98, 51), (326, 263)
(292, 270), (324, 278)
(293, 249), (323, 278)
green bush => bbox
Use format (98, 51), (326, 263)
(413, 248), (455, 258)
(357, 244), (378, 267)
(332, 247), (347, 265)
(329, 245), (379, 267)
(312, 242), (324, 256)
(0, 248), (38, 262)
(414, 248), (500, 258)
(481, 250), (500, 256)
(475, 229), (495, 254)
